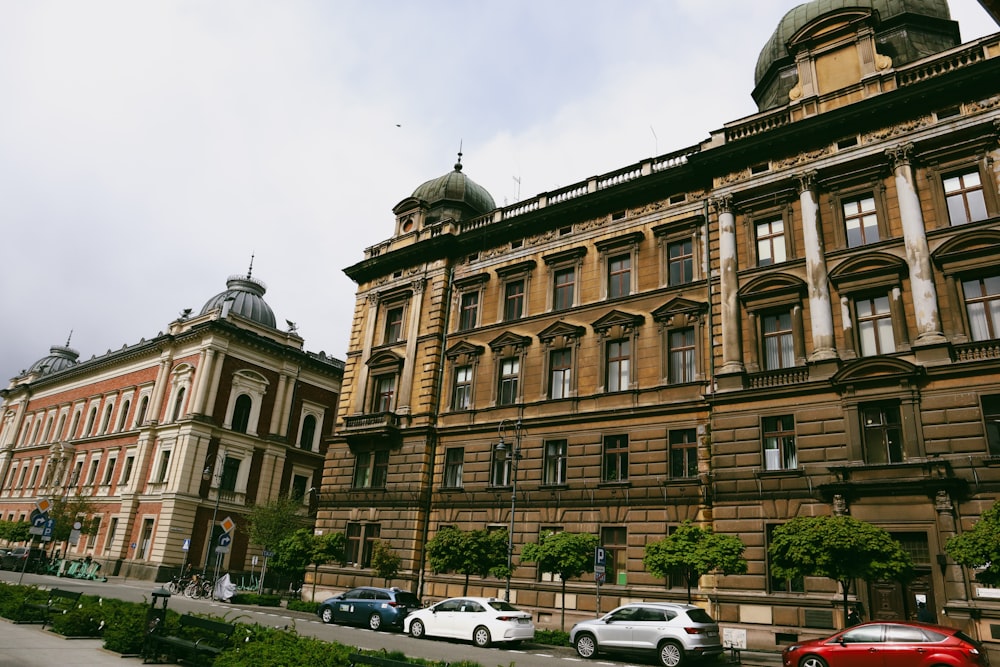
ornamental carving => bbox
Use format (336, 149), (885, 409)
(965, 95), (1000, 114)
(862, 116), (933, 143)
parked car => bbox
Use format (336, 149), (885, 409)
(404, 596), (535, 648)
(0, 546), (47, 572)
(782, 621), (987, 667)
(316, 586), (420, 631)
(570, 602), (723, 667)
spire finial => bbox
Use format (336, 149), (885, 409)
(247, 253), (255, 279)
(66, 330), (73, 347)
(455, 140), (463, 171)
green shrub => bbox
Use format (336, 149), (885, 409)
(214, 628), (353, 667)
(257, 594), (282, 607)
(286, 599), (319, 613)
(49, 597), (101, 637)
(534, 628), (570, 646)
(102, 599), (168, 655)
(230, 592), (283, 607)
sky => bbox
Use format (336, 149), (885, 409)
(0, 0), (996, 384)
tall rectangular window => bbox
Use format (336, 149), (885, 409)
(459, 291), (479, 331)
(601, 526), (628, 586)
(345, 523), (362, 565)
(963, 276), (1000, 341)
(137, 518), (154, 560)
(763, 415), (797, 471)
(602, 434), (629, 482)
(554, 267), (575, 311)
(944, 170), (987, 226)
(373, 375), (395, 412)
(843, 195), (879, 247)
(983, 395), (1000, 457)
(606, 340), (630, 392)
(443, 448), (464, 488)
(102, 457), (117, 485)
(504, 280), (525, 321)
(87, 516), (101, 548)
(291, 474), (308, 501)
(490, 446), (512, 487)
(756, 219), (786, 266)
(121, 456), (134, 484)
(384, 306), (404, 344)
(863, 404), (903, 464)
(452, 365), (472, 411)
(608, 254), (631, 299)
(156, 450), (171, 483)
(668, 239), (693, 285)
(353, 450), (389, 488)
(543, 440), (567, 485)
(549, 349), (572, 399)
(104, 517), (118, 554)
(220, 456), (240, 492)
(86, 460), (99, 485)
(669, 429), (698, 478)
(498, 357), (519, 406)
(857, 295), (895, 356)
(362, 524), (381, 568)
(763, 312), (794, 369)
(668, 328), (695, 384)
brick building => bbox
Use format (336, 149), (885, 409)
(314, 0), (1000, 650)
(0, 271), (342, 581)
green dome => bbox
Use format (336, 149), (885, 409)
(411, 159), (495, 216)
(755, 0), (953, 88)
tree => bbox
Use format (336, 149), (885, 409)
(47, 496), (97, 550)
(521, 531), (599, 630)
(643, 521), (748, 603)
(769, 515), (912, 624)
(0, 520), (31, 544)
(425, 527), (508, 594)
(371, 540), (402, 586)
(245, 495), (308, 553)
(272, 528), (345, 599)
(946, 500), (1000, 585)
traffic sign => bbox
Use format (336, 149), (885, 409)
(29, 511), (48, 536)
(36, 498), (52, 514)
(41, 518), (55, 542)
(594, 546), (606, 574)
(182, 538), (191, 552)
(595, 571), (606, 584)
(220, 516), (236, 534)
(215, 532), (232, 554)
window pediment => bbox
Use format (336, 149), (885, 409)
(488, 331), (532, 352)
(591, 309), (645, 335)
(454, 273), (490, 290)
(595, 232), (644, 253)
(652, 298), (707, 322)
(543, 246), (587, 266)
(366, 350), (404, 371)
(933, 230), (1000, 274)
(829, 252), (906, 292)
(652, 215), (704, 238)
(537, 321), (586, 345)
(739, 273), (807, 310)
(445, 341), (485, 361)
(495, 260), (537, 278)
(831, 357), (922, 388)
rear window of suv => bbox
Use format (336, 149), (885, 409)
(396, 593), (420, 607)
(686, 609), (716, 624)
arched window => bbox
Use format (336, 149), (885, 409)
(100, 404), (114, 434)
(299, 415), (316, 450)
(232, 394), (252, 433)
(69, 412), (81, 439)
(172, 387), (186, 422)
(135, 396), (149, 427)
(85, 408), (97, 436)
(117, 400), (131, 431)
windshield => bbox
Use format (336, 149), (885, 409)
(488, 600), (521, 612)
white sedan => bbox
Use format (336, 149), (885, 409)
(404, 596), (535, 647)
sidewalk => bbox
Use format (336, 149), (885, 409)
(0, 617), (143, 667)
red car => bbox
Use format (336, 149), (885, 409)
(782, 621), (988, 667)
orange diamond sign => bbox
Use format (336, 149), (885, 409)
(220, 516), (236, 534)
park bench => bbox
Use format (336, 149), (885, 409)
(144, 613), (235, 665)
(17, 587), (82, 629)
(349, 653), (417, 667)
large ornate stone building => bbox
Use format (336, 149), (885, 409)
(316, 0), (1000, 650)
(0, 271), (342, 581)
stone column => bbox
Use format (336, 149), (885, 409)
(148, 353), (173, 425)
(713, 196), (744, 376)
(397, 279), (426, 414)
(355, 293), (380, 414)
(886, 144), (946, 345)
(190, 347), (216, 415)
(269, 372), (289, 436)
(796, 172), (837, 361)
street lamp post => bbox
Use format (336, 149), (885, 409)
(495, 418), (522, 602)
(201, 452), (225, 577)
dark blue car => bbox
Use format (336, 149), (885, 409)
(317, 586), (421, 631)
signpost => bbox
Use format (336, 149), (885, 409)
(594, 546), (606, 615)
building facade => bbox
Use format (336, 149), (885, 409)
(316, 0), (1000, 650)
(0, 272), (342, 582)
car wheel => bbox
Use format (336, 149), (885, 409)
(800, 656), (828, 667)
(320, 607), (334, 624)
(410, 619), (425, 639)
(369, 613), (383, 631)
(473, 625), (492, 648)
(658, 640), (684, 667)
(574, 633), (598, 659)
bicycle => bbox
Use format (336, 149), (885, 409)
(184, 574), (213, 599)
(167, 573), (191, 595)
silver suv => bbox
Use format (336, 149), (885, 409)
(570, 602), (723, 667)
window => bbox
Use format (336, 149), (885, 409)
(135, 396), (148, 427)
(669, 429), (698, 478)
(345, 523), (381, 567)
(156, 450), (171, 483)
(668, 328), (695, 384)
(543, 440), (567, 485)
(104, 517), (118, 554)
(117, 400), (130, 431)
(459, 291), (479, 331)
(291, 474), (308, 501)
(498, 357), (519, 406)
(553, 267), (575, 311)
(102, 457), (117, 485)
(983, 395), (1000, 457)
(372, 375), (396, 412)
(120, 456), (134, 484)
(601, 526), (627, 586)
(856, 295), (895, 355)
(549, 349), (572, 399)
(443, 448), (464, 488)
(171, 387), (186, 422)
(756, 219), (786, 266)
(490, 445), (512, 487)
(353, 450), (389, 489)
(70, 461), (83, 486)
(843, 195), (880, 247)
(84, 408), (97, 437)
(87, 516), (100, 549)
(137, 518), (154, 560)
(86, 459), (99, 485)
(763, 415), (797, 471)
(100, 404), (113, 434)
(763, 312), (794, 370)
(384, 305), (404, 344)
(220, 456), (240, 492)
(602, 434), (629, 482)
(299, 414), (317, 449)
(231, 394), (252, 433)
(668, 239), (694, 285)
(504, 279), (525, 321)
(452, 365), (472, 411)
(28, 463), (40, 488)
(362, 524), (381, 568)
(70, 411), (81, 439)
(767, 524), (804, 593)
(346, 523), (362, 565)
(943, 169), (988, 225)
(608, 254), (631, 299)
(863, 404), (904, 464)
(964, 276), (1000, 341)
(606, 340), (630, 392)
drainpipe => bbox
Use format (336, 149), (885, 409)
(704, 198), (715, 393)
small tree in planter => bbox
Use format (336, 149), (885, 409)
(371, 540), (402, 587)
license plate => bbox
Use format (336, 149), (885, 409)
(707, 631), (718, 638)
(517, 618), (530, 624)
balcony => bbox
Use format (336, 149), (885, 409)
(342, 412), (402, 449)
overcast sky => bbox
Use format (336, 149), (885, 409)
(0, 0), (996, 384)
